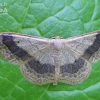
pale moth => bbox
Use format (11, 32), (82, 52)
(0, 31), (100, 85)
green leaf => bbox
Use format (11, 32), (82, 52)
(0, 0), (100, 100)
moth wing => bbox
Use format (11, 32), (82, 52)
(0, 33), (50, 64)
(64, 31), (100, 63)
(0, 33), (55, 85)
(59, 31), (100, 84)
(59, 47), (91, 84)
(21, 47), (55, 85)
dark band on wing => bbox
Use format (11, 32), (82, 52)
(60, 58), (84, 74)
(26, 58), (55, 74)
(82, 32), (100, 59)
(2, 33), (32, 61)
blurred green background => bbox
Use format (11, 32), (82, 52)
(0, 0), (100, 100)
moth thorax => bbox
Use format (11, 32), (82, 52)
(53, 39), (63, 50)
(52, 39), (62, 67)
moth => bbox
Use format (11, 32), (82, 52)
(0, 31), (100, 85)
